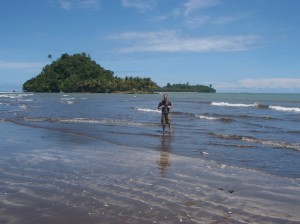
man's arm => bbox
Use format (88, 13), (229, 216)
(158, 101), (162, 109)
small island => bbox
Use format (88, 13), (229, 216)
(157, 83), (216, 93)
(23, 53), (216, 93)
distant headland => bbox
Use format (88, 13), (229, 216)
(22, 53), (216, 94)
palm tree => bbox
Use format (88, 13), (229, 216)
(48, 54), (52, 62)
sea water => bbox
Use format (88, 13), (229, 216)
(0, 92), (300, 223)
(2, 92), (299, 177)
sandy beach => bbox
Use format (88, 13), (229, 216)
(1, 121), (300, 224)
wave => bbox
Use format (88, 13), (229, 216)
(212, 102), (300, 113)
(270, 105), (300, 113)
(238, 114), (274, 120)
(287, 130), (300, 134)
(21, 117), (157, 127)
(203, 112), (275, 121)
(208, 142), (254, 148)
(197, 115), (219, 120)
(18, 105), (28, 110)
(196, 115), (233, 122)
(0, 93), (33, 99)
(212, 102), (258, 107)
(211, 132), (300, 151)
(135, 107), (233, 122)
(135, 107), (160, 113)
(135, 107), (200, 117)
(60, 97), (75, 104)
(172, 111), (196, 117)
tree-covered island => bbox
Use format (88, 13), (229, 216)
(156, 83), (216, 93)
(23, 53), (216, 93)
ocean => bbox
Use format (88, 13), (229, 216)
(1, 92), (300, 223)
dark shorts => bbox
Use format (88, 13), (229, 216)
(161, 113), (172, 125)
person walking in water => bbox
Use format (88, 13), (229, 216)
(158, 94), (173, 134)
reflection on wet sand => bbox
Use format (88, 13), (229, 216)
(2, 123), (300, 224)
(156, 134), (172, 177)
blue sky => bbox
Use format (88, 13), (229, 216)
(1, 0), (300, 93)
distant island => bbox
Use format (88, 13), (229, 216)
(157, 83), (216, 93)
(23, 53), (216, 93)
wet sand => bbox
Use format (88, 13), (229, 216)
(1, 122), (300, 224)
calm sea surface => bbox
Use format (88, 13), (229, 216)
(1, 92), (300, 178)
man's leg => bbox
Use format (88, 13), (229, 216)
(161, 114), (166, 134)
(169, 124), (172, 134)
(167, 114), (172, 134)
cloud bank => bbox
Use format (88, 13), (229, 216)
(215, 78), (300, 93)
(111, 30), (261, 53)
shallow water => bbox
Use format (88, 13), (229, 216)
(2, 92), (299, 177)
(1, 92), (300, 223)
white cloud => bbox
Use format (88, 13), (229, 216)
(59, 0), (100, 10)
(122, 0), (157, 12)
(111, 30), (261, 53)
(214, 78), (300, 93)
(0, 61), (43, 69)
(184, 0), (220, 16)
(186, 15), (244, 27)
(239, 78), (300, 89)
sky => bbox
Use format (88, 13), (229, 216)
(1, 0), (300, 93)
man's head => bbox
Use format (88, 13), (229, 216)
(163, 94), (168, 100)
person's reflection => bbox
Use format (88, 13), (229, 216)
(156, 134), (172, 178)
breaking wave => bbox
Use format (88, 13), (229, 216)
(211, 132), (300, 151)
(270, 106), (300, 113)
(212, 102), (300, 113)
(135, 107), (160, 113)
(196, 115), (233, 122)
(0, 93), (33, 99)
(212, 102), (258, 107)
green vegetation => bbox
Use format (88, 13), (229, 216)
(23, 53), (216, 93)
(23, 53), (157, 93)
(156, 82), (216, 93)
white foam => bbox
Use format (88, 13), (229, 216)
(221, 164), (227, 169)
(19, 105), (28, 110)
(135, 107), (161, 113)
(269, 105), (300, 113)
(56, 118), (146, 127)
(197, 115), (220, 120)
(242, 137), (300, 151)
(60, 97), (75, 104)
(0, 93), (33, 99)
(18, 99), (33, 102)
(61, 97), (75, 101)
(211, 102), (257, 107)
(57, 118), (103, 124)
